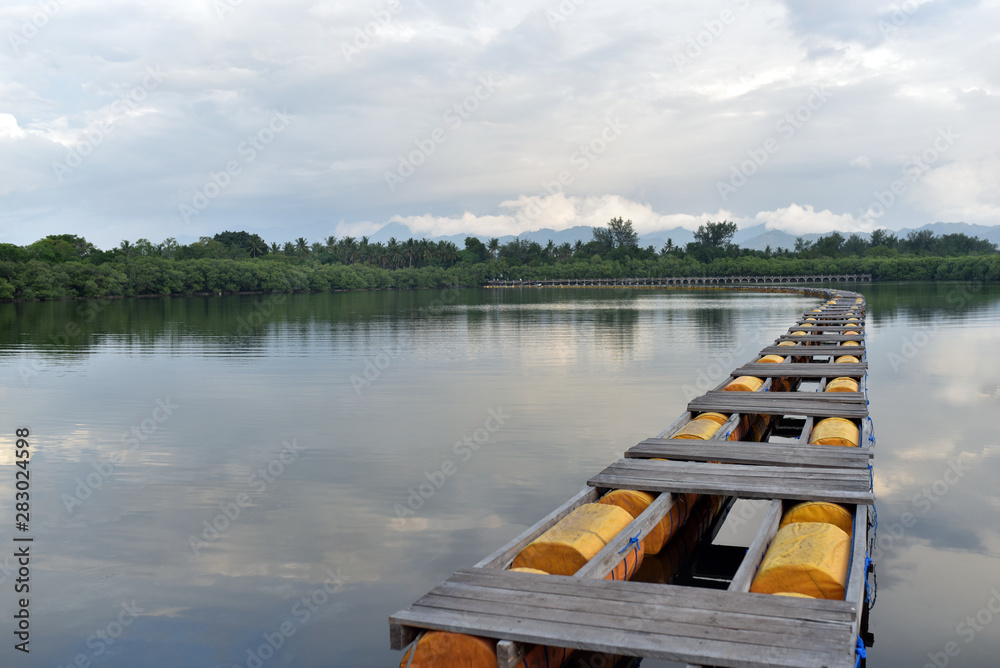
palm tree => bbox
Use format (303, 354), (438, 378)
(487, 237), (500, 261)
(248, 236), (265, 258)
(403, 238), (415, 268)
(387, 237), (401, 268)
(295, 237), (309, 257)
(119, 240), (134, 258)
(270, 242), (280, 254)
(283, 241), (295, 255)
(325, 235), (337, 251)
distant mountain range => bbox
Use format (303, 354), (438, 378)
(366, 221), (1000, 252)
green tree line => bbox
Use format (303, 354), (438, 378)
(1, 221), (997, 301)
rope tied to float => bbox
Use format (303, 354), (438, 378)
(618, 532), (641, 554)
(854, 636), (867, 668)
(403, 630), (426, 668)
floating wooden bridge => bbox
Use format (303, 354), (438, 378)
(391, 287), (875, 668)
(486, 275), (872, 288)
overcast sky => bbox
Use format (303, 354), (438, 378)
(1, 0), (997, 249)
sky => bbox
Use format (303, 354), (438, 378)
(1, 0), (998, 250)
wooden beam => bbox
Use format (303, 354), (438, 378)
(728, 500), (782, 592)
(575, 493), (678, 579)
(474, 487), (599, 569)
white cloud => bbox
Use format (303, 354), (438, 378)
(0, 0), (997, 247)
(383, 194), (736, 238)
(752, 204), (868, 235)
(910, 157), (1000, 223)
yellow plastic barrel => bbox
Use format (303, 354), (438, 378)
(779, 501), (853, 535)
(841, 340), (860, 347)
(724, 376), (764, 392)
(509, 567), (548, 575)
(749, 522), (850, 599)
(695, 412), (730, 425)
(400, 632), (573, 668)
(511, 503), (643, 579)
(809, 417), (860, 447)
(805, 317), (817, 322)
(825, 377), (859, 393)
(777, 341), (798, 347)
(598, 490), (696, 555)
(672, 415), (725, 440)
(758, 355), (785, 364)
(835, 355), (860, 364)
(774, 592), (815, 598)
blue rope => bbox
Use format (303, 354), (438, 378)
(854, 636), (867, 667)
(619, 533), (641, 554)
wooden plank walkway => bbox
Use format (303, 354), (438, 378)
(390, 288), (874, 668)
(688, 393), (868, 418)
(588, 459), (873, 503)
(390, 569), (860, 668)
(626, 438), (873, 468)
(758, 345), (865, 356)
(730, 362), (867, 376)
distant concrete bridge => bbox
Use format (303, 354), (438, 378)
(485, 275), (873, 288)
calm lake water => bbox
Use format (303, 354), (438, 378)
(1, 282), (999, 667)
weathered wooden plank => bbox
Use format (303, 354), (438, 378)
(495, 639), (525, 668)
(599, 459), (868, 483)
(696, 390), (866, 404)
(587, 460), (874, 503)
(392, 570), (859, 667)
(449, 569), (855, 622)
(775, 336), (864, 344)
(575, 492), (677, 579)
(728, 500), (782, 593)
(411, 589), (848, 652)
(391, 605), (852, 668)
(687, 394), (868, 418)
(844, 505), (871, 617)
(758, 346), (865, 356)
(730, 363), (866, 377)
(626, 439), (873, 467)
(474, 487), (599, 569)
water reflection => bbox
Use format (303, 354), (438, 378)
(1, 284), (998, 667)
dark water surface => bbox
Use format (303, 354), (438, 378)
(1, 283), (998, 667)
